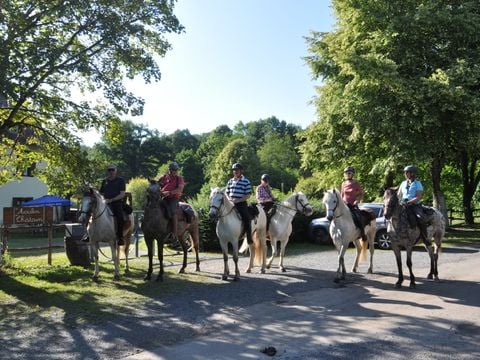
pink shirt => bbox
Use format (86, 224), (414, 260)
(341, 180), (363, 205)
(159, 174), (184, 199)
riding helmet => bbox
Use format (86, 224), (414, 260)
(169, 161), (180, 171)
(404, 165), (417, 173)
(261, 174), (270, 181)
(231, 163), (243, 170)
(344, 166), (355, 174)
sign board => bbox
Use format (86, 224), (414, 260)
(3, 207), (54, 225)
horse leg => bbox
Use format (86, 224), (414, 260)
(392, 245), (403, 288)
(278, 239), (288, 272)
(144, 236), (153, 281)
(245, 240), (254, 273)
(232, 242), (241, 281)
(92, 242), (100, 281)
(266, 238), (276, 269)
(190, 227), (201, 272)
(406, 246), (416, 288)
(352, 239), (361, 273)
(219, 241), (230, 281)
(177, 232), (188, 274)
(367, 234), (374, 274)
(156, 239), (164, 282)
(425, 244), (435, 280)
(334, 245), (347, 283)
(112, 242), (120, 281)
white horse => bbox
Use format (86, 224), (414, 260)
(322, 189), (376, 283)
(260, 193), (313, 272)
(208, 187), (268, 280)
(78, 188), (134, 281)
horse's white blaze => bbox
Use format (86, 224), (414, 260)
(322, 189), (375, 282)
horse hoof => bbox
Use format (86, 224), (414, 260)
(245, 269), (251, 273)
(266, 264), (271, 269)
(221, 275), (228, 281)
(434, 276), (440, 282)
(281, 268), (286, 273)
(367, 269), (373, 274)
(113, 274), (120, 281)
(427, 274), (433, 280)
(233, 276), (240, 281)
(261, 269), (266, 274)
(144, 275), (151, 281)
(334, 278), (340, 283)
(409, 283), (416, 289)
(155, 276), (163, 282)
(395, 283), (402, 288)
(92, 275), (99, 282)
(178, 268), (186, 274)
(196, 267), (201, 272)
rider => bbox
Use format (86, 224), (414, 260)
(256, 173), (275, 231)
(340, 166), (366, 241)
(397, 165), (429, 245)
(226, 162), (253, 244)
(158, 161), (185, 241)
(99, 164), (126, 245)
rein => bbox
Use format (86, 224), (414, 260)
(210, 193), (235, 219)
(276, 194), (311, 216)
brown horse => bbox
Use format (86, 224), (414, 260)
(141, 180), (200, 282)
(383, 188), (445, 288)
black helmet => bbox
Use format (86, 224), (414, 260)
(344, 166), (355, 174)
(404, 165), (417, 173)
(169, 161), (180, 171)
(232, 163), (243, 170)
(261, 174), (270, 181)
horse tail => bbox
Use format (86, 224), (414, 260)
(239, 237), (249, 254)
(251, 231), (263, 265)
(359, 238), (368, 262)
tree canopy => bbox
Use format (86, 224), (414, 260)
(0, 0), (183, 183)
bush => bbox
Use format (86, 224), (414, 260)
(188, 190), (220, 252)
(126, 177), (149, 210)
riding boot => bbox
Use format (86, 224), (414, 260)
(81, 233), (90, 243)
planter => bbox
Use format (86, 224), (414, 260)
(64, 236), (93, 267)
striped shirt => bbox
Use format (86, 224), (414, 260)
(226, 175), (252, 200)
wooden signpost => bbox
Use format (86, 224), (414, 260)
(1, 207), (55, 265)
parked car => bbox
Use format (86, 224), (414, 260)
(308, 203), (392, 249)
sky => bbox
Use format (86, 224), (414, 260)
(82, 0), (335, 145)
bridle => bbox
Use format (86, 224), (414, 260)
(79, 191), (109, 222)
(277, 194), (311, 215)
(209, 191), (235, 220)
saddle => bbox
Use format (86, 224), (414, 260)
(179, 202), (195, 223)
(247, 202), (260, 220)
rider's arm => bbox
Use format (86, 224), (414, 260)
(105, 191), (125, 204)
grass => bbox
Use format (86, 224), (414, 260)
(1, 224), (479, 330)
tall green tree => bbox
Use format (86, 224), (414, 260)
(302, 0), (480, 219)
(0, 1), (183, 183)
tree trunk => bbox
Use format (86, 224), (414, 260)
(431, 157), (448, 228)
(460, 152), (480, 225)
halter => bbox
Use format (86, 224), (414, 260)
(79, 191), (110, 222)
(276, 194), (311, 216)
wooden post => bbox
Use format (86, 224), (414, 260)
(47, 224), (53, 265)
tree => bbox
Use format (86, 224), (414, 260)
(0, 1), (183, 183)
(302, 0), (480, 219)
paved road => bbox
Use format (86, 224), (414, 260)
(2, 242), (479, 359)
(125, 244), (480, 360)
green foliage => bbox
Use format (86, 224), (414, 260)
(188, 191), (219, 251)
(0, 1), (183, 184)
(126, 177), (149, 210)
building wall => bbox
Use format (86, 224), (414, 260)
(0, 177), (48, 225)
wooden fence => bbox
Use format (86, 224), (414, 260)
(447, 208), (480, 226)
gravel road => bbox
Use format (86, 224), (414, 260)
(1, 241), (479, 359)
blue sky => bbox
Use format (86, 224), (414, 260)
(83, 0), (335, 144)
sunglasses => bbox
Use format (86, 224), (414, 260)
(108, 168), (116, 172)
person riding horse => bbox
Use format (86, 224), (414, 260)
(340, 166), (367, 241)
(226, 162), (254, 244)
(158, 161), (185, 241)
(256, 173), (276, 231)
(397, 165), (429, 245)
(99, 164), (126, 245)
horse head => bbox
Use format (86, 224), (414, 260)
(78, 187), (96, 225)
(322, 189), (341, 221)
(208, 187), (225, 221)
(383, 187), (399, 220)
(293, 192), (313, 216)
(145, 178), (162, 208)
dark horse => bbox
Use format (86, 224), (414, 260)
(383, 188), (445, 288)
(141, 179), (200, 282)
